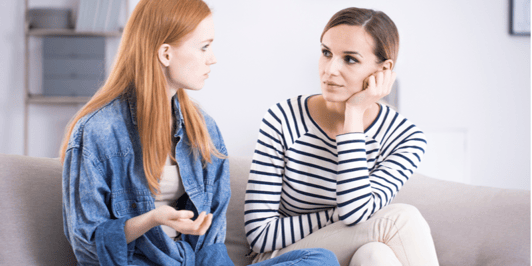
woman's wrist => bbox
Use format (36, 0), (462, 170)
(342, 106), (365, 134)
(125, 209), (160, 244)
(151, 207), (165, 227)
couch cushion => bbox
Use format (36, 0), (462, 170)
(0, 154), (77, 266)
(394, 173), (530, 266)
(227, 156), (254, 266)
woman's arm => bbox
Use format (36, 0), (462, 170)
(336, 70), (425, 225)
(245, 104), (334, 253)
(63, 147), (128, 265)
(335, 127), (426, 226)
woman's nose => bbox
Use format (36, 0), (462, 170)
(325, 57), (341, 75)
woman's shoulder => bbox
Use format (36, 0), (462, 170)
(198, 108), (220, 132)
(268, 94), (311, 110)
(375, 103), (426, 141)
(263, 94), (311, 119)
(68, 97), (134, 152)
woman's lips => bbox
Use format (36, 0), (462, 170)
(324, 81), (343, 87)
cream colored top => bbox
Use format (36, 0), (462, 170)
(154, 155), (185, 238)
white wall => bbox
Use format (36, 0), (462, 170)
(0, 0), (529, 190)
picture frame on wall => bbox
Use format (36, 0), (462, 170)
(510, 0), (531, 35)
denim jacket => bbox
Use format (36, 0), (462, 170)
(62, 92), (233, 265)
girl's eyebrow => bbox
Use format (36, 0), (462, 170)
(321, 43), (363, 58)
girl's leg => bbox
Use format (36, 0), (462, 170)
(251, 248), (340, 266)
(272, 204), (439, 266)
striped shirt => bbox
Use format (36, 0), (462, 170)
(244, 95), (427, 254)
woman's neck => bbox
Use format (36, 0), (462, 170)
(309, 95), (379, 139)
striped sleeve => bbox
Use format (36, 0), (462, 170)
(335, 125), (427, 226)
(244, 105), (331, 253)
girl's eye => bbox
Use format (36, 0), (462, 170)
(202, 44), (210, 51)
(345, 56), (358, 64)
(321, 49), (331, 57)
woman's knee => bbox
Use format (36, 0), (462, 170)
(383, 204), (429, 228)
(349, 242), (401, 266)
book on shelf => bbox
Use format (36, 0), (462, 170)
(75, 0), (122, 33)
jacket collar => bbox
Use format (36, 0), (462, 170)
(126, 87), (184, 137)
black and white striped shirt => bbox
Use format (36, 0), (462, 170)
(244, 95), (427, 254)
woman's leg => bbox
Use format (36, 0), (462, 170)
(272, 204), (439, 266)
(251, 248), (340, 266)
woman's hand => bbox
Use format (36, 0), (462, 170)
(154, 205), (213, 236)
(125, 205), (213, 244)
(341, 69), (396, 134)
(346, 69), (397, 113)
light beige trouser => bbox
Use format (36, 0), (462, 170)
(253, 204), (439, 266)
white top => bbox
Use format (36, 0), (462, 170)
(154, 155), (185, 238)
(244, 95), (427, 253)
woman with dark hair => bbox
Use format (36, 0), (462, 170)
(60, 0), (339, 265)
(245, 7), (439, 266)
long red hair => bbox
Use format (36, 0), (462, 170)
(59, 0), (221, 194)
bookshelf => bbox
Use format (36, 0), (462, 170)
(23, 0), (128, 155)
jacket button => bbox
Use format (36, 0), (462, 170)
(131, 203), (137, 209)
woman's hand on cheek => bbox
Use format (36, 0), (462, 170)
(346, 69), (397, 112)
(155, 205), (213, 236)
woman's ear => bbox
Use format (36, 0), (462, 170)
(158, 44), (171, 67)
(382, 59), (394, 71)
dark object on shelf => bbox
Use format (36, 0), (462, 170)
(28, 8), (73, 29)
(42, 36), (106, 97)
(510, 0), (531, 35)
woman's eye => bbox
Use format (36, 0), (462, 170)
(321, 49), (331, 57)
(345, 56), (358, 64)
(202, 44), (210, 51)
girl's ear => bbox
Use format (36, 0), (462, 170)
(382, 59), (394, 70)
(158, 44), (172, 67)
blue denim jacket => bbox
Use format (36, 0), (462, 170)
(62, 93), (233, 265)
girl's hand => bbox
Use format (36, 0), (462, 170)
(346, 69), (397, 112)
(154, 205), (213, 236)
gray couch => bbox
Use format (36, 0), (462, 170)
(0, 153), (529, 265)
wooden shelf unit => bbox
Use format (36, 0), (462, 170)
(23, 0), (127, 155)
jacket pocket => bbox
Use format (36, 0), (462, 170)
(113, 197), (152, 218)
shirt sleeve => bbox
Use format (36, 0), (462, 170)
(244, 108), (333, 254)
(335, 125), (427, 226)
(62, 146), (133, 265)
